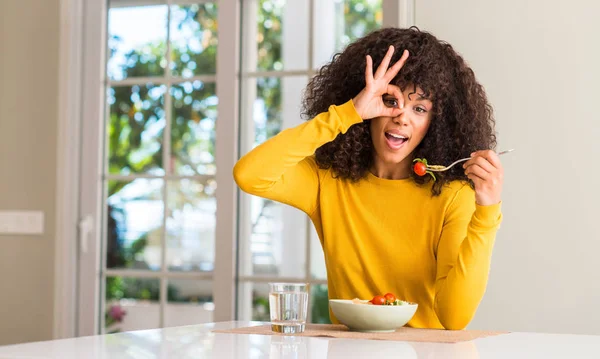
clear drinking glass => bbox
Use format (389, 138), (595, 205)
(269, 283), (309, 334)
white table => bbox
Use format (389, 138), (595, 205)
(0, 321), (598, 358)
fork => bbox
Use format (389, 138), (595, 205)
(426, 149), (515, 172)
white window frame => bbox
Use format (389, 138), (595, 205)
(55, 0), (85, 340)
(54, 0), (412, 338)
(54, 0), (241, 336)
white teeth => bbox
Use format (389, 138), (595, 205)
(387, 132), (406, 139)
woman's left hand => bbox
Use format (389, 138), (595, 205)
(463, 150), (504, 206)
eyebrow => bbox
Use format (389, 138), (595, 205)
(408, 93), (431, 102)
(383, 93), (432, 103)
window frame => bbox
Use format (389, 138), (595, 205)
(71, 0), (240, 335)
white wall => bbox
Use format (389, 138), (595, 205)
(416, 0), (600, 335)
(0, 0), (59, 345)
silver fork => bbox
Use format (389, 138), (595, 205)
(427, 149), (515, 172)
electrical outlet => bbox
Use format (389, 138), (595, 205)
(0, 211), (44, 235)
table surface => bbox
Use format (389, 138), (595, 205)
(0, 321), (599, 358)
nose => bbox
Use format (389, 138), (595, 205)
(392, 109), (409, 126)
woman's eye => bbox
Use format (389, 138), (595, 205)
(383, 98), (398, 107)
(415, 106), (427, 113)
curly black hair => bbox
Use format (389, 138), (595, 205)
(302, 27), (496, 195)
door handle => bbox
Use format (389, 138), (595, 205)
(78, 215), (94, 254)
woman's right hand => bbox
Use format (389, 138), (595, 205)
(352, 46), (409, 120)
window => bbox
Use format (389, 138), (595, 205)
(102, 0), (219, 333)
(236, 0), (382, 324)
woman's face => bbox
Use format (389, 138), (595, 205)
(370, 85), (433, 169)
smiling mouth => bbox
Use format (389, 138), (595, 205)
(384, 132), (408, 149)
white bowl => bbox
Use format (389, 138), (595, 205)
(329, 299), (418, 332)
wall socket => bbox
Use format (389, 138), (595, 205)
(0, 211), (45, 235)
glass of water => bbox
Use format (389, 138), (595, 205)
(269, 283), (309, 334)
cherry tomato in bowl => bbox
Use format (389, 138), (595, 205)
(371, 295), (386, 305)
(384, 293), (396, 303)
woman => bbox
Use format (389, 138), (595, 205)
(233, 27), (504, 330)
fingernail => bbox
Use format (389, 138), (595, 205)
(470, 152), (475, 157)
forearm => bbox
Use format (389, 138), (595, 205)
(233, 99), (362, 213)
(435, 204), (501, 330)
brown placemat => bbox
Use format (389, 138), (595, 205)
(213, 324), (508, 343)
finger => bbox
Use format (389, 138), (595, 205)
(467, 170), (501, 193)
(463, 156), (495, 173)
(374, 45), (395, 79)
(467, 173), (486, 188)
(380, 107), (402, 117)
(383, 107), (402, 118)
(464, 164), (492, 180)
(386, 84), (404, 109)
(471, 150), (503, 169)
(365, 55), (374, 84)
(384, 49), (409, 82)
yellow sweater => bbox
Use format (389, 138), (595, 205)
(233, 100), (502, 330)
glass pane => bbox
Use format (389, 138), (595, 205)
(170, 3), (218, 77)
(170, 81), (217, 176)
(313, 0), (383, 69)
(310, 284), (331, 324)
(105, 276), (160, 333)
(310, 224), (326, 280)
(166, 279), (214, 327)
(107, 84), (166, 175)
(243, 197), (306, 278)
(238, 76), (308, 278)
(107, 3), (167, 81)
(237, 282), (270, 322)
(106, 179), (164, 271)
(251, 77), (282, 144)
(251, 76), (307, 151)
(238, 76), (309, 278)
(242, 0), (309, 72)
(166, 179), (216, 272)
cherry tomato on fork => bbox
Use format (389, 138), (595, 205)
(413, 161), (427, 176)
